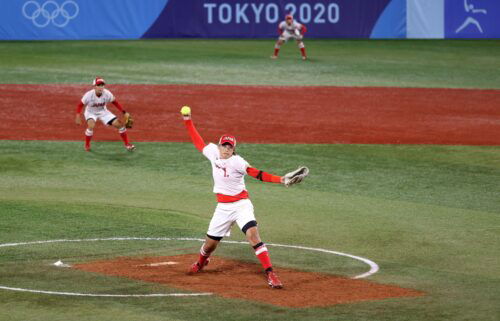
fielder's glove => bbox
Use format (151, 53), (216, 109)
(283, 166), (309, 187)
(124, 112), (134, 129)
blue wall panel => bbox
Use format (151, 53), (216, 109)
(0, 0), (168, 40)
(0, 0), (497, 40)
(370, 0), (406, 38)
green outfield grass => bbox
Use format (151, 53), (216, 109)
(0, 141), (499, 321)
(1, 39), (499, 88)
(1, 39), (499, 320)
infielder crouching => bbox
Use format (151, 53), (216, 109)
(75, 77), (135, 152)
(181, 107), (308, 289)
(271, 14), (307, 60)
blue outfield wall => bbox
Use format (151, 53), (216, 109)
(0, 0), (498, 40)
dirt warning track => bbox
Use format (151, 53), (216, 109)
(0, 84), (498, 145)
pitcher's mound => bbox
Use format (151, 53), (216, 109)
(73, 254), (423, 308)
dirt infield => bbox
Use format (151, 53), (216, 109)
(73, 254), (424, 308)
(0, 84), (498, 145)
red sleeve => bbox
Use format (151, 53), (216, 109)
(278, 27), (283, 35)
(183, 119), (206, 152)
(301, 25), (307, 34)
(246, 167), (282, 184)
(111, 100), (126, 113)
(76, 101), (84, 114)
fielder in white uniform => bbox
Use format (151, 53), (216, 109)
(181, 107), (307, 289)
(271, 14), (308, 60)
(75, 77), (135, 152)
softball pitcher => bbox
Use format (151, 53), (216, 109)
(181, 106), (308, 289)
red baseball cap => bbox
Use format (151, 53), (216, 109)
(285, 14), (293, 21)
(219, 134), (237, 147)
(93, 77), (105, 86)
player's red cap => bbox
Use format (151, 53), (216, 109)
(93, 77), (105, 86)
(285, 14), (293, 21)
(219, 134), (236, 147)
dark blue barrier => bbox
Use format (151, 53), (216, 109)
(0, 0), (497, 40)
(142, 0), (400, 38)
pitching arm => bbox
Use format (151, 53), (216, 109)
(246, 167), (283, 184)
(183, 118), (206, 153)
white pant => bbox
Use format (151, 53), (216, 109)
(207, 199), (256, 238)
(279, 30), (303, 42)
(84, 108), (117, 125)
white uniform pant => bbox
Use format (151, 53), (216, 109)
(279, 30), (303, 42)
(207, 199), (256, 238)
(84, 108), (117, 125)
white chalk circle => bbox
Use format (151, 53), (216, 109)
(0, 237), (379, 297)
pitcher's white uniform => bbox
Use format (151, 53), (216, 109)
(81, 89), (117, 125)
(203, 143), (255, 237)
(183, 115), (287, 288)
(278, 20), (304, 41)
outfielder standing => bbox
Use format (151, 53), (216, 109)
(75, 77), (135, 152)
(181, 106), (308, 289)
(271, 14), (308, 60)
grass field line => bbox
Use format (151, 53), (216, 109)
(0, 237), (379, 298)
(0, 286), (213, 298)
(220, 240), (379, 279)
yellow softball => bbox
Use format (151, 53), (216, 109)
(180, 106), (191, 116)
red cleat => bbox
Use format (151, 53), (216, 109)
(188, 258), (210, 274)
(266, 271), (283, 289)
(84, 144), (91, 152)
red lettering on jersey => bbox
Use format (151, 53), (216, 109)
(215, 164), (229, 177)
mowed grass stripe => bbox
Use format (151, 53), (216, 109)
(0, 39), (499, 88)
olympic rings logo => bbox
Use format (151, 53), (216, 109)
(22, 1), (79, 28)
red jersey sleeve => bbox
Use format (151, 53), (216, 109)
(183, 119), (206, 152)
(76, 101), (84, 114)
(301, 25), (307, 34)
(111, 100), (126, 113)
(246, 167), (282, 184)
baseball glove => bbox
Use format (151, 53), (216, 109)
(124, 113), (134, 129)
(283, 166), (309, 187)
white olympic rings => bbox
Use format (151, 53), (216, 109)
(22, 0), (79, 28)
